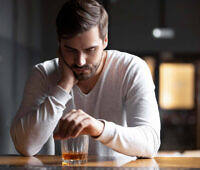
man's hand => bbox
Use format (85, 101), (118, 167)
(54, 109), (104, 140)
(57, 49), (77, 92)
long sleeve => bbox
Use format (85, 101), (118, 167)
(10, 65), (71, 156)
(95, 58), (160, 158)
(10, 50), (160, 157)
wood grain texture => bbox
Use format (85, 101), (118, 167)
(0, 155), (200, 168)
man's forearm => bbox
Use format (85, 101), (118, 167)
(95, 121), (160, 158)
(10, 87), (71, 156)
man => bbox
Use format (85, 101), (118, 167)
(10, 0), (160, 157)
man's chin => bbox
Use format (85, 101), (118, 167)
(75, 73), (93, 81)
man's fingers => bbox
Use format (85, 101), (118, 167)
(71, 118), (91, 138)
(58, 109), (79, 138)
(63, 110), (86, 137)
(66, 115), (87, 137)
(56, 109), (97, 139)
(61, 109), (76, 120)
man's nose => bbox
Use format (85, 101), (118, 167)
(75, 53), (86, 67)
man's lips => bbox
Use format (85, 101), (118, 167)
(73, 67), (89, 73)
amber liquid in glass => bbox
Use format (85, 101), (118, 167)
(62, 152), (87, 161)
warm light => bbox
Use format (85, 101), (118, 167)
(159, 63), (195, 109)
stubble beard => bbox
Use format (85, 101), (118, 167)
(73, 52), (104, 81)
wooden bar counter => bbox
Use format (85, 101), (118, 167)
(0, 155), (200, 169)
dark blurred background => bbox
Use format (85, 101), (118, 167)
(0, 0), (200, 155)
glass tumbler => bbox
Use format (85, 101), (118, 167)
(61, 135), (89, 165)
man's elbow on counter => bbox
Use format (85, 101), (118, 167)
(146, 146), (160, 158)
(137, 145), (160, 158)
(13, 139), (40, 156)
(145, 126), (161, 158)
(138, 135), (161, 158)
(146, 136), (161, 158)
(10, 127), (39, 157)
(16, 146), (38, 157)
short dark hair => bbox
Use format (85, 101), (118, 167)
(56, 0), (108, 40)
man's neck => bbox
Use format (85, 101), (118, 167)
(77, 51), (107, 94)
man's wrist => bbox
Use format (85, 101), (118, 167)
(92, 120), (105, 138)
(57, 79), (74, 93)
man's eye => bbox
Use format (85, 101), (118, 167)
(86, 48), (96, 52)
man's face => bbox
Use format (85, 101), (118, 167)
(59, 26), (107, 81)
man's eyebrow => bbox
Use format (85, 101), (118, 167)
(64, 45), (98, 50)
(64, 45), (77, 50)
(85, 45), (98, 50)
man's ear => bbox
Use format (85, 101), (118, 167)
(103, 34), (108, 49)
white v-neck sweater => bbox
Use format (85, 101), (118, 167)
(10, 50), (160, 158)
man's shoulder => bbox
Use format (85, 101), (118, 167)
(107, 50), (146, 68)
(106, 50), (150, 83)
(34, 58), (59, 75)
